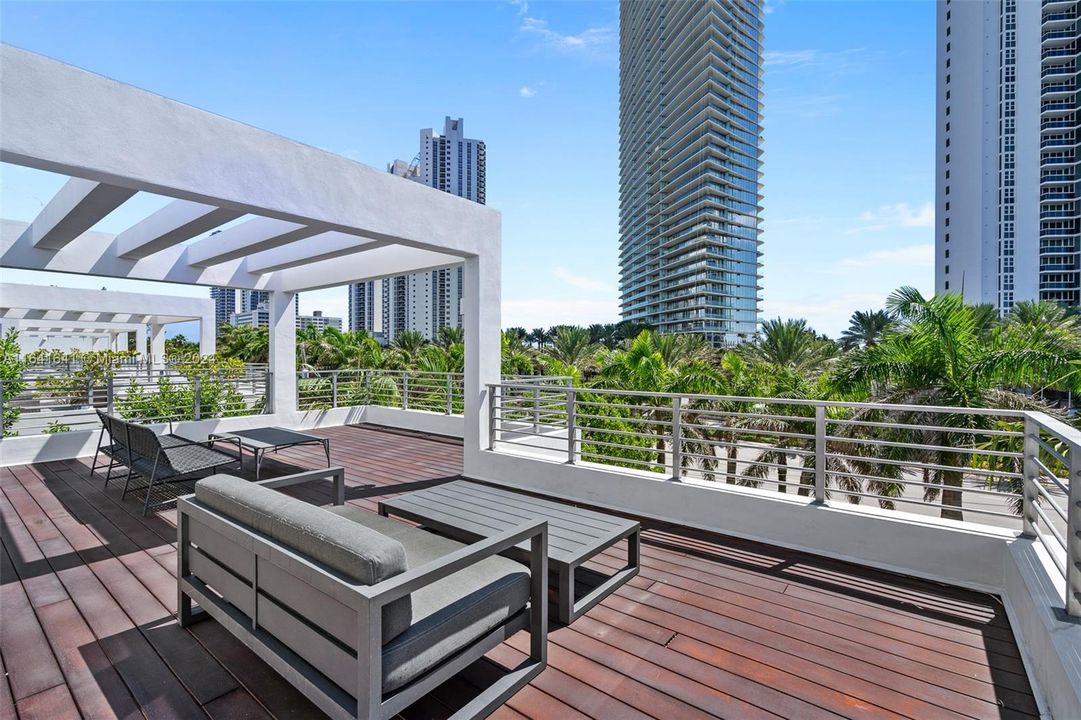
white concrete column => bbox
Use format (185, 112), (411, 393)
(462, 251), (500, 476)
(150, 323), (166, 367)
(269, 290), (297, 415)
(198, 318), (216, 356)
(109, 331), (119, 351)
(133, 324), (147, 357)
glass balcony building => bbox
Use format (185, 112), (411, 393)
(618, 0), (764, 346)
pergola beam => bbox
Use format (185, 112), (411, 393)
(116, 200), (243, 259)
(268, 245), (465, 292)
(1, 45), (498, 260)
(245, 231), (390, 274)
(20, 177), (135, 250)
(186, 217), (324, 267)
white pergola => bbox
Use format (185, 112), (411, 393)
(0, 282), (215, 359)
(0, 45), (501, 470)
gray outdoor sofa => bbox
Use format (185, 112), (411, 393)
(176, 468), (548, 720)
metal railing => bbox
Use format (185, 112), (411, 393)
(296, 372), (573, 417)
(488, 382), (1080, 617)
(298, 370), (465, 415)
(2, 370), (269, 436)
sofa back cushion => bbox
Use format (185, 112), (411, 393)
(194, 474), (412, 641)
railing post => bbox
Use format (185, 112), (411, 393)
(1021, 416), (1039, 538)
(446, 374), (454, 415)
(364, 369), (371, 404)
(106, 375), (115, 415)
(1067, 439), (1081, 617)
(331, 371), (339, 408)
(670, 395), (683, 481)
(488, 384), (498, 450)
(566, 387), (577, 464)
(532, 387), (541, 433)
(402, 372), (409, 410)
(193, 376), (202, 421)
(814, 405), (826, 503)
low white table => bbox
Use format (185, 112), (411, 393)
(208, 427), (330, 480)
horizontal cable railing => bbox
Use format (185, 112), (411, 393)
(298, 369), (465, 415)
(297, 372), (573, 416)
(2, 369), (269, 436)
(487, 382), (1080, 617)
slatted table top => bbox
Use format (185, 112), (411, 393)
(379, 480), (640, 566)
(208, 426), (324, 449)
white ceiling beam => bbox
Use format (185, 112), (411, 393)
(186, 217), (324, 268)
(270, 245), (464, 292)
(19, 177), (135, 250)
(2, 46), (499, 260)
(0, 282), (213, 326)
(116, 200), (242, 259)
(245, 231), (390, 274)
(1, 219), (263, 290)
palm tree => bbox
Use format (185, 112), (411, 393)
(593, 330), (726, 470)
(743, 318), (836, 373)
(437, 325), (464, 349)
(839, 310), (893, 351)
(545, 326), (598, 375)
(216, 324), (269, 363)
(527, 328), (549, 349)
(389, 330), (427, 367)
(831, 286), (1078, 520)
(501, 332), (536, 376)
(504, 327), (529, 349)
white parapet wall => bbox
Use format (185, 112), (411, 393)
(0, 405), (464, 467)
(468, 445), (1079, 719)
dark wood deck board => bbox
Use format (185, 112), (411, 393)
(0, 423), (1038, 720)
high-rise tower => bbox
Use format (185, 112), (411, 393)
(935, 0), (1080, 310)
(349, 117), (484, 341)
(618, 0), (765, 345)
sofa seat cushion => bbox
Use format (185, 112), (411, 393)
(194, 475), (412, 642)
(329, 506), (531, 693)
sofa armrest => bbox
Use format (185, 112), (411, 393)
(255, 466), (346, 505)
(353, 519), (548, 717)
(362, 519), (548, 607)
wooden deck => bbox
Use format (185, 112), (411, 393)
(0, 424), (1039, 719)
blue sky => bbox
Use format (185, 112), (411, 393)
(0, 0), (935, 338)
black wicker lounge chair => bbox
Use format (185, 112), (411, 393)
(119, 421), (241, 514)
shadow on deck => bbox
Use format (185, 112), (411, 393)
(0, 423), (1038, 719)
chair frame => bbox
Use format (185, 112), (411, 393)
(90, 409), (126, 487)
(117, 421), (241, 514)
(176, 468), (548, 720)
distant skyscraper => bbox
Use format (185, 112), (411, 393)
(210, 287), (236, 327)
(935, 0), (1080, 311)
(240, 290), (269, 313)
(618, 0), (764, 346)
(349, 117), (484, 341)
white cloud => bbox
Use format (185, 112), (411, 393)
(764, 49), (821, 67)
(502, 298), (620, 330)
(552, 266), (613, 293)
(840, 244), (934, 269)
(519, 85), (537, 98)
(508, 0), (529, 16)
(520, 16), (614, 52)
(765, 48), (869, 69)
(767, 94), (846, 118)
(854, 202), (934, 232)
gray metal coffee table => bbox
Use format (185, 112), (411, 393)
(379, 479), (640, 624)
(208, 427), (330, 480)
